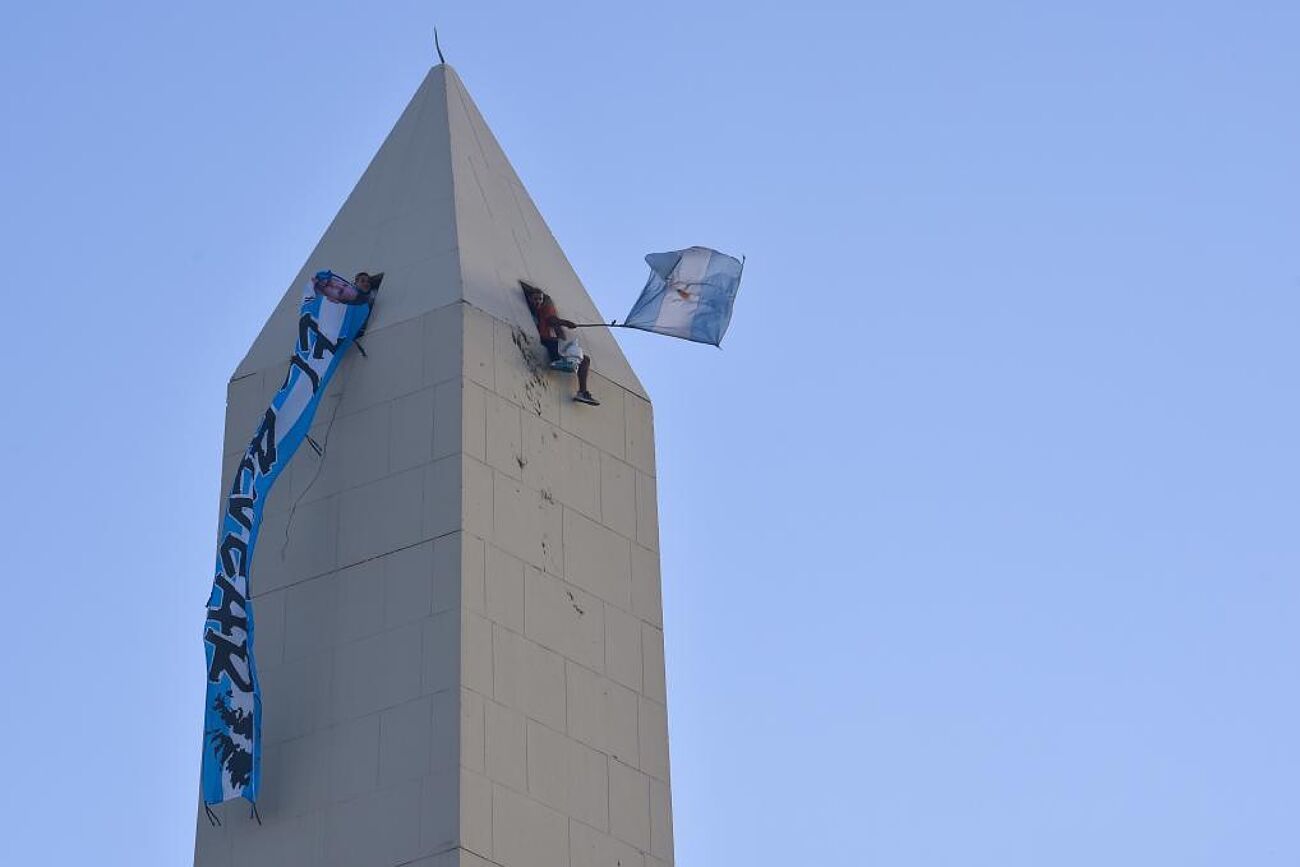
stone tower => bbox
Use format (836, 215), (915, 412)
(194, 65), (674, 867)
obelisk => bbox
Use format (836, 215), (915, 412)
(194, 65), (674, 867)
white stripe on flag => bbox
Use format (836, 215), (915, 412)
(653, 248), (711, 337)
(275, 375), (313, 447)
(317, 289), (346, 334)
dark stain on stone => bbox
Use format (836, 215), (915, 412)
(511, 326), (549, 418)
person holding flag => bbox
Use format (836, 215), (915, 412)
(522, 282), (600, 406)
(520, 246), (743, 407)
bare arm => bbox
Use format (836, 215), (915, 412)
(545, 315), (575, 338)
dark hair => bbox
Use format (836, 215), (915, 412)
(353, 272), (384, 292)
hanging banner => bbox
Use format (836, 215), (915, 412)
(201, 273), (377, 805)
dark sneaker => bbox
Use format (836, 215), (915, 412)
(574, 391), (600, 406)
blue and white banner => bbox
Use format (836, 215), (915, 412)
(624, 246), (744, 346)
(201, 274), (375, 805)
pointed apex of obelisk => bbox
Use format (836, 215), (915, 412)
(441, 64), (646, 397)
(235, 64), (646, 399)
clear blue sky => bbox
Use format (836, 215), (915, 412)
(2, 2), (1297, 864)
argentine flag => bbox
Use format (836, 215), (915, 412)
(623, 246), (743, 346)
